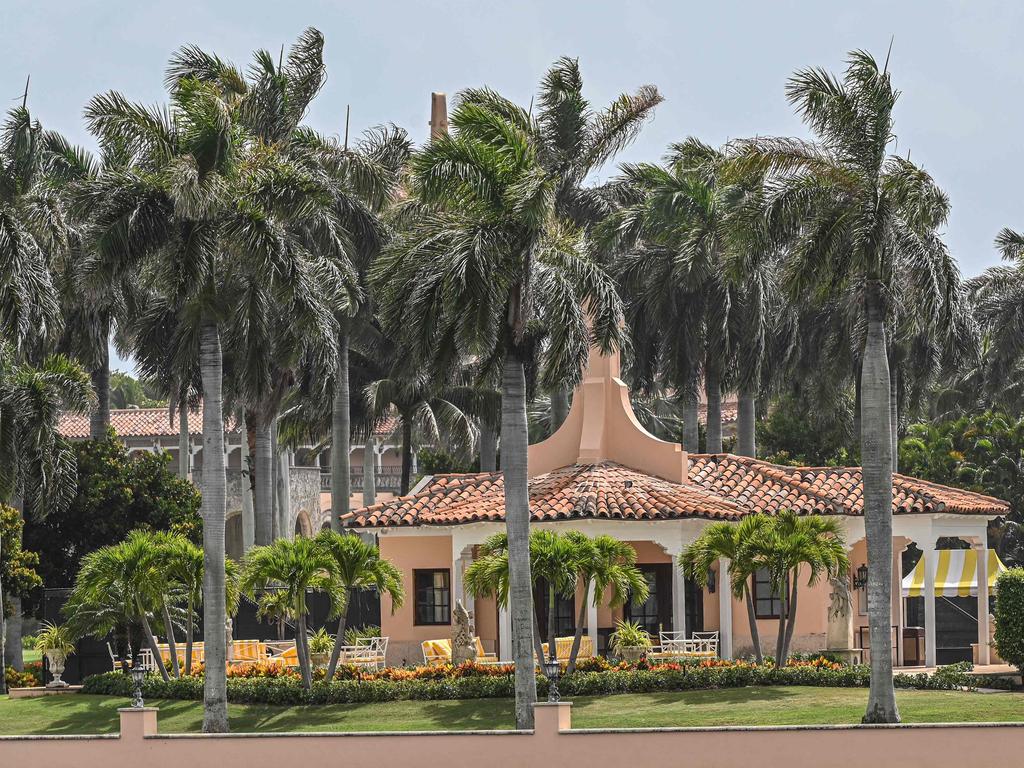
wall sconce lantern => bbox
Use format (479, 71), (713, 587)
(853, 564), (869, 590)
(707, 567), (717, 594)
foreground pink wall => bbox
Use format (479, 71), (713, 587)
(4, 704), (1024, 768)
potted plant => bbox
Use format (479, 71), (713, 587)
(308, 628), (333, 668)
(35, 622), (76, 688)
(610, 619), (652, 663)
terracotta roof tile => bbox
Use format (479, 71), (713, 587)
(343, 454), (1009, 529)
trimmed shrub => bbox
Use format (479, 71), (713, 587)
(994, 568), (1024, 673)
(81, 656), (976, 705)
(5, 665), (41, 689)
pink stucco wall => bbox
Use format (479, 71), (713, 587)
(379, 535), (453, 665)
(4, 703), (1024, 768)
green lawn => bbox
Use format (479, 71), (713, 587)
(2, 688), (1024, 735)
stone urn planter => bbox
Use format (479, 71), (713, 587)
(44, 650), (69, 688)
(619, 646), (645, 664)
(310, 652), (329, 668)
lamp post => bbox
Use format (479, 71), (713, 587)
(853, 564), (869, 590)
(543, 658), (561, 703)
(130, 660), (146, 709)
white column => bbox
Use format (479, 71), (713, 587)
(923, 545), (937, 668)
(498, 604), (511, 661)
(975, 541), (991, 666)
(451, 545), (468, 612)
(586, 594), (598, 654)
(718, 557), (733, 659)
(671, 554), (687, 637)
(893, 545), (904, 667)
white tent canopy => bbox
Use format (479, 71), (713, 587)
(902, 548), (1006, 598)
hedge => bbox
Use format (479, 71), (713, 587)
(994, 568), (1024, 673)
(81, 660), (974, 705)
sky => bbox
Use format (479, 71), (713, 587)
(3, 0), (1022, 371)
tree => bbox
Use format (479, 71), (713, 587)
(376, 86), (625, 729)
(240, 536), (341, 689)
(64, 530), (174, 682)
(0, 505), (41, 694)
(314, 529), (403, 683)
(82, 29), (349, 730)
(0, 104), (62, 357)
(22, 433), (201, 591)
(563, 532), (646, 673)
(681, 516), (772, 663)
(0, 343), (92, 675)
(736, 50), (953, 723)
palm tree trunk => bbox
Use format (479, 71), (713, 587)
(890, 370), (899, 474)
(254, 420), (273, 545)
(682, 396), (700, 454)
(566, 580), (590, 674)
(744, 582), (763, 663)
(781, 571), (800, 663)
(274, 424), (291, 539)
(138, 612), (171, 682)
(162, 603), (181, 679)
(400, 421), (413, 495)
(737, 389), (756, 457)
(89, 344), (110, 440)
(480, 422), (498, 472)
(861, 280), (899, 724)
(296, 614), (312, 690)
(502, 353), (537, 728)
(531, 609), (546, 668)
(239, 411), (254, 552)
(0, 539), (6, 695)
(546, 583), (557, 663)
(549, 390), (569, 434)
(325, 591), (352, 683)
(363, 435), (376, 507)
(330, 328), (350, 533)
(3, 498), (24, 673)
(179, 408), (190, 478)
(184, 595), (194, 676)
(198, 321), (229, 732)
(705, 365), (723, 454)
(774, 574), (788, 664)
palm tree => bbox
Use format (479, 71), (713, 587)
(0, 343), (92, 677)
(240, 536), (341, 689)
(681, 516), (772, 663)
(64, 530), (174, 682)
(375, 87), (625, 729)
(563, 532), (647, 673)
(735, 50), (952, 723)
(314, 529), (403, 683)
(82, 31), (349, 731)
(161, 535), (204, 675)
(509, 57), (662, 421)
(0, 104), (62, 357)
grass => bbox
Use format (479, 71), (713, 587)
(2, 688), (1024, 735)
(22, 649), (41, 664)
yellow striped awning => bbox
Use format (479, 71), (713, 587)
(902, 549), (1006, 598)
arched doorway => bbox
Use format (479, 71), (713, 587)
(294, 510), (312, 538)
(226, 513), (243, 561)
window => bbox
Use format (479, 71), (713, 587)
(624, 564), (673, 635)
(534, 580), (576, 639)
(414, 569), (450, 625)
(753, 567), (786, 619)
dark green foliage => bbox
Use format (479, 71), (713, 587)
(109, 371), (166, 409)
(416, 447), (479, 476)
(758, 394), (855, 466)
(899, 412), (1024, 564)
(81, 660), (971, 705)
(1, 505), (41, 615)
(994, 569), (1024, 672)
(22, 434), (202, 589)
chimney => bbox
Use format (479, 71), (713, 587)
(429, 92), (449, 140)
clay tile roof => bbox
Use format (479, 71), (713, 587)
(343, 454), (1009, 529)
(59, 407), (238, 439)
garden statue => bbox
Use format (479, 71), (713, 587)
(826, 571), (859, 663)
(451, 599), (476, 664)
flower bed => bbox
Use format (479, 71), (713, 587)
(5, 662), (42, 689)
(80, 657), (975, 705)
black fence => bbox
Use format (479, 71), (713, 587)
(42, 586), (381, 685)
